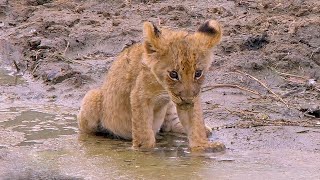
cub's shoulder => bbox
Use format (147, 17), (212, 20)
(118, 43), (144, 61)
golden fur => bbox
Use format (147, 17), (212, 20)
(78, 20), (225, 152)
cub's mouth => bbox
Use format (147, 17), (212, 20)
(170, 93), (196, 110)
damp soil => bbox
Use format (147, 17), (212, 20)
(0, 0), (320, 179)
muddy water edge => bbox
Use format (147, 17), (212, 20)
(0, 50), (319, 180)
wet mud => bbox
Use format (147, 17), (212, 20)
(0, 0), (320, 179)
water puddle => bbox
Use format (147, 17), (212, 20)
(0, 103), (319, 179)
(0, 65), (319, 179)
(2, 131), (319, 180)
(0, 68), (25, 86)
(0, 107), (77, 146)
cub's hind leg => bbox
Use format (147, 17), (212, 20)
(77, 89), (102, 134)
(161, 101), (185, 134)
(161, 101), (213, 137)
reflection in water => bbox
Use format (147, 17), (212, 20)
(0, 104), (227, 179)
(0, 68), (24, 86)
(79, 133), (191, 157)
(76, 134), (214, 179)
(0, 107), (78, 146)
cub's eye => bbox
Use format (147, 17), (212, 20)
(169, 70), (179, 80)
(195, 70), (203, 79)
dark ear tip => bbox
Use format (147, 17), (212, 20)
(152, 22), (161, 37)
(198, 20), (220, 35)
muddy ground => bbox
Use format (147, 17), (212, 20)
(0, 0), (320, 179)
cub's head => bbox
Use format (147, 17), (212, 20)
(143, 20), (222, 109)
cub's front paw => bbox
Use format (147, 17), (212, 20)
(132, 143), (156, 151)
(132, 138), (156, 151)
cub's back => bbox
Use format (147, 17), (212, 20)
(99, 43), (145, 139)
(102, 43), (144, 91)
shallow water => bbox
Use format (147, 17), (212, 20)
(0, 107), (77, 146)
(0, 67), (320, 180)
(0, 68), (24, 86)
(1, 105), (320, 180)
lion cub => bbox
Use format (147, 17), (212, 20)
(78, 20), (225, 152)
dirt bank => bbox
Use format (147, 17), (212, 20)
(1, 0), (320, 117)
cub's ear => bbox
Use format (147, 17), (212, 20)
(194, 20), (222, 49)
(143, 22), (162, 54)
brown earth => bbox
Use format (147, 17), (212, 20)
(0, 0), (320, 177)
(1, 0), (319, 128)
